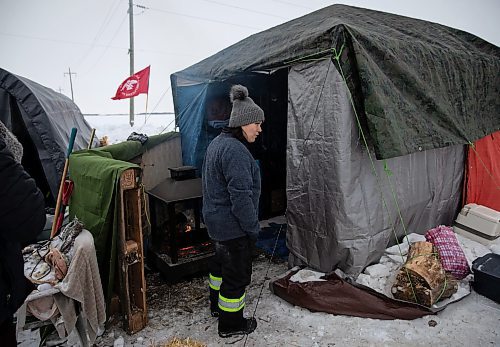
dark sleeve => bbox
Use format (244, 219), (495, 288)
(0, 137), (45, 246)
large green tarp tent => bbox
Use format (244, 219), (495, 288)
(170, 5), (499, 276)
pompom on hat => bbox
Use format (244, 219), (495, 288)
(228, 85), (265, 128)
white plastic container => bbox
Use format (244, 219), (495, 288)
(453, 203), (500, 246)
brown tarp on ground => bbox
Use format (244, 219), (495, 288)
(270, 268), (436, 320)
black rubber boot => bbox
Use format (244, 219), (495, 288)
(218, 316), (257, 338)
(218, 317), (257, 338)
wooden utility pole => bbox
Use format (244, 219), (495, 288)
(129, 0), (135, 126)
(64, 68), (76, 101)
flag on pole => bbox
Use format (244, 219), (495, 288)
(111, 65), (150, 100)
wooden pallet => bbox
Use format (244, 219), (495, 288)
(118, 168), (148, 334)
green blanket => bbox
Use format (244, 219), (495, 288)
(68, 132), (178, 313)
(68, 133), (178, 309)
(69, 150), (137, 312)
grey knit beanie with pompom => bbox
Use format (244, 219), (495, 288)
(228, 85), (264, 128)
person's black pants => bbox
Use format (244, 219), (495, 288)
(209, 236), (252, 330)
(0, 318), (17, 347)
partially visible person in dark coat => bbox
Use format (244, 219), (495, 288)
(203, 84), (264, 338)
(0, 121), (45, 346)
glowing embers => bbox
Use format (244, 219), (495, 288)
(178, 241), (213, 258)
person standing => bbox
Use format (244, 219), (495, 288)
(202, 85), (264, 338)
(0, 121), (46, 346)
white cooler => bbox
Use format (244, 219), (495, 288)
(453, 203), (500, 246)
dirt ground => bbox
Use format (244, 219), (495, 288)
(92, 251), (500, 347)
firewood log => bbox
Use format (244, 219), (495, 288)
(391, 241), (458, 307)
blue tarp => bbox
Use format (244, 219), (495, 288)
(256, 223), (288, 260)
(172, 81), (210, 171)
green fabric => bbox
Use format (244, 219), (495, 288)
(96, 132), (179, 162)
(67, 132), (178, 313)
(68, 150), (138, 312)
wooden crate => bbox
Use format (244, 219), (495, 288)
(118, 168), (148, 334)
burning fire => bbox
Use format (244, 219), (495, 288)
(178, 242), (212, 257)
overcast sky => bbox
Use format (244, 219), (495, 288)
(1, 0), (499, 117)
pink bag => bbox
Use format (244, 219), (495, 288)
(425, 225), (470, 280)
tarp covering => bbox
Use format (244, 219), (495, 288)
(271, 268), (434, 320)
(172, 4), (499, 160)
(68, 133), (177, 311)
(96, 132), (179, 162)
(286, 61), (464, 275)
(69, 150), (137, 311)
(0, 67), (98, 203)
(170, 5), (497, 275)
(172, 82), (209, 169)
(464, 130), (500, 211)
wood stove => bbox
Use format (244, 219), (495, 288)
(147, 168), (214, 281)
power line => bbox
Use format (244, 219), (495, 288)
(199, 0), (288, 19)
(138, 86), (172, 131)
(83, 13), (129, 74)
(73, 0), (124, 69)
(0, 31), (123, 49)
(271, 0), (315, 10)
(134, 3), (262, 30)
(89, 0), (123, 50)
(0, 31), (203, 58)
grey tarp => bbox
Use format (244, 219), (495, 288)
(287, 59), (464, 275)
(0, 67), (98, 203)
(171, 5), (497, 275)
(173, 4), (499, 159)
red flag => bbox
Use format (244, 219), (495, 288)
(111, 65), (150, 100)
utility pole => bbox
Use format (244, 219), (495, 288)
(128, 0), (135, 126)
(57, 87), (64, 94)
(64, 67), (76, 101)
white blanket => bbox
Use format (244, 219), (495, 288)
(18, 230), (106, 345)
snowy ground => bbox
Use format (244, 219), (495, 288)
(90, 231), (500, 347)
(95, 263), (499, 347)
(19, 115), (500, 346)
(19, 250), (500, 347)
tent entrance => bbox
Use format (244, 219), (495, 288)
(201, 69), (289, 219)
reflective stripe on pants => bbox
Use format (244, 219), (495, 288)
(209, 273), (222, 291)
(218, 292), (246, 312)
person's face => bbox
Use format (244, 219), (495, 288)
(241, 122), (263, 143)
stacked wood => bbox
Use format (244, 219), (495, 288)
(391, 241), (458, 307)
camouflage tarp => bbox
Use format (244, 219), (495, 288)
(172, 4), (499, 159)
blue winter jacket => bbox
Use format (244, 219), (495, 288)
(202, 132), (260, 241)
